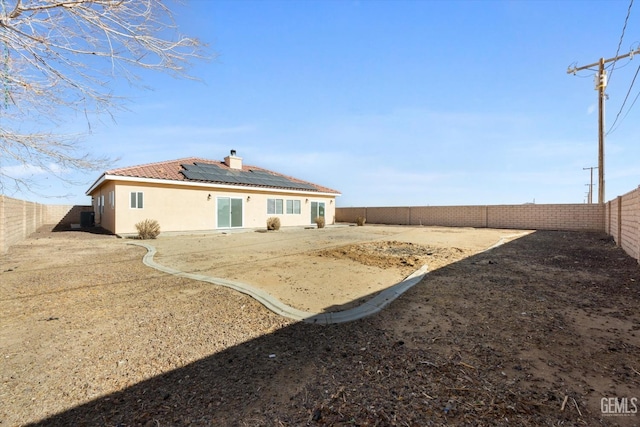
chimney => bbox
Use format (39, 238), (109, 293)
(224, 149), (242, 170)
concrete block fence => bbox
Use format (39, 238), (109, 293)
(2, 185), (639, 263)
(0, 195), (92, 254)
(606, 186), (640, 262)
(336, 204), (604, 232)
(337, 186), (640, 264)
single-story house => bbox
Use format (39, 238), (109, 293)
(86, 151), (341, 235)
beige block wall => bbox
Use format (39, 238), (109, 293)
(608, 186), (640, 262)
(486, 204), (604, 231)
(3, 185), (638, 262)
(1, 196), (40, 253)
(411, 206), (488, 227)
(103, 182), (336, 235)
(337, 204), (604, 231)
(337, 194), (640, 263)
(337, 206), (488, 227)
(0, 195), (92, 254)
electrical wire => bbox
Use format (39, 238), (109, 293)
(606, 0), (637, 135)
(606, 55), (635, 72)
(608, 0), (634, 83)
(618, 85), (640, 122)
(607, 61), (640, 135)
(607, 63), (640, 135)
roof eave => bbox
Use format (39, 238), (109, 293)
(85, 173), (107, 196)
(88, 175), (341, 197)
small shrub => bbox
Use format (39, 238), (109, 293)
(135, 219), (160, 239)
(355, 216), (366, 226)
(315, 216), (325, 229)
(267, 217), (281, 231)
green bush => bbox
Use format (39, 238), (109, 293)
(355, 216), (366, 226)
(315, 216), (325, 229)
(135, 219), (161, 239)
(267, 217), (281, 231)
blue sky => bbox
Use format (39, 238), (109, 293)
(5, 0), (640, 207)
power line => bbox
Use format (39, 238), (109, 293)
(583, 166), (597, 204)
(607, 0), (637, 135)
(567, 47), (640, 204)
(609, 0), (634, 83)
(613, 82), (640, 128)
(607, 63), (640, 135)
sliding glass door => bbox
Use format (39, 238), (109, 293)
(310, 201), (325, 224)
(217, 197), (243, 228)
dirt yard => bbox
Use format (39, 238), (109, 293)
(1, 225), (639, 426)
(149, 225), (527, 313)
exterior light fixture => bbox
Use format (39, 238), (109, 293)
(247, 196), (251, 202)
(207, 194), (211, 201)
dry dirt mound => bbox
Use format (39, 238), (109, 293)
(316, 240), (470, 273)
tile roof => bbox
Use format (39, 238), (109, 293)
(96, 157), (340, 194)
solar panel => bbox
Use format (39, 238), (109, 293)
(182, 170), (212, 181)
(181, 163), (318, 191)
(194, 162), (226, 171)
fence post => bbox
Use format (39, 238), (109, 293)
(637, 186), (640, 264)
(617, 196), (622, 247)
(484, 205), (489, 228)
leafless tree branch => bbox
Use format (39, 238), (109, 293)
(0, 0), (208, 194)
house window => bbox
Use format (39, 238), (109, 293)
(130, 191), (144, 209)
(286, 199), (301, 214)
(109, 191), (114, 208)
(267, 198), (283, 215)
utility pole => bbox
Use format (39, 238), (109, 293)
(583, 166), (597, 204)
(585, 185), (592, 204)
(567, 47), (640, 204)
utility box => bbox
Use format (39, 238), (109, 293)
(80, 211), (95, 228)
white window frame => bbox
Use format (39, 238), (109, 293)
(109, 191), (115, 209)
(286, 199), (301, 214)
(267, 198), (283, 215)
(130, 191), (144, 209)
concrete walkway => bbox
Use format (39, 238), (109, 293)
(129, 241), (428, 324)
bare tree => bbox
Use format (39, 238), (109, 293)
(0, 0), (207, 195)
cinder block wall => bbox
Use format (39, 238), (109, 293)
(606, 186), (640, 262)
(337, 204), (604, 231)
(337, 196), (639, 263)
(486, 204), (604, 231)
(0, 195), (92, 254)
(4, 187), (639, 263)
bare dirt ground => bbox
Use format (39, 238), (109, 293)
(1, 225), (639, 426)
(150, 226), (526, 313)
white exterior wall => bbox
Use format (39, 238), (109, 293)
(97, 180), (336, 235)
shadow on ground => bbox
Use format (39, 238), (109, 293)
(51, 224), (114, 235)
(27, 231), (640, 426)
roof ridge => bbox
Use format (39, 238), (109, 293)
(107, 157), (212, 173)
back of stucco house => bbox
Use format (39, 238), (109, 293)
(86, 151), (341, 235)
